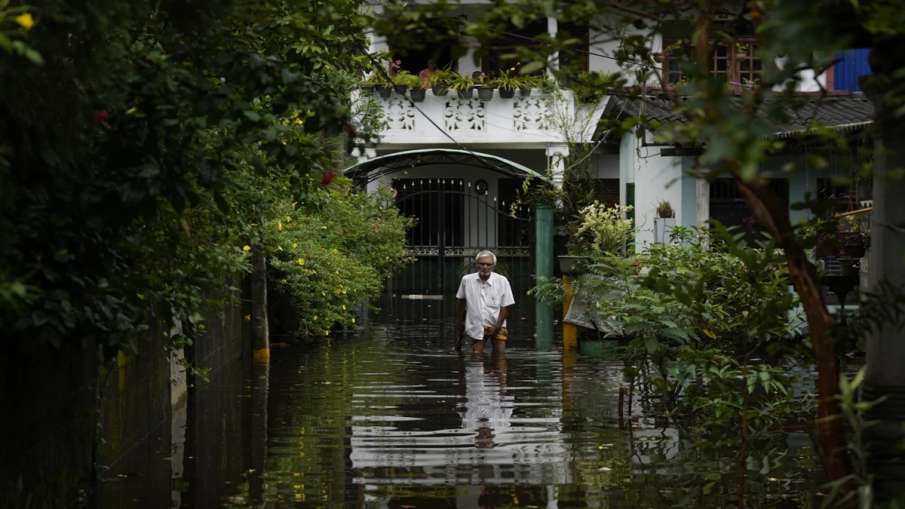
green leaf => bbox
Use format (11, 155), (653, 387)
(518, 60), (545, 75)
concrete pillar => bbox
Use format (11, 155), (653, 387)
(864, 44), (905, 499)
(459, 37), (480, 75)
(535, 204), (555, 349)
(696, 178), (710, 227)
(546, 143), (569, 189)
(863, 144), (905, 500)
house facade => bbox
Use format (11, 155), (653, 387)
(349, 1), (873, 270)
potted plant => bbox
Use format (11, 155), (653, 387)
(428, 70), (451, 96)
(449, 72), (475, 100)
(574, 202), (635, 257)
(361, 73), (392, 99)
(654, 200), (676, 244)
(392, 71), (418, 95)
(474, 72), (494, 101)
(410, 86), (426, 102)
(518, 75), (541, 97)
(490, 70), (521, 99)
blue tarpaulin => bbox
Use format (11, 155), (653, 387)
(834, 49), (871, 92)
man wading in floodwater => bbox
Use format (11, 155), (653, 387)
(455, 250), (515, 353)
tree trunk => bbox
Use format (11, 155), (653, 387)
(734, 178), (847, 481)
(690, 0), (846, 481)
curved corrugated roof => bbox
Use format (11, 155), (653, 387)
(342, 148), (551, 183)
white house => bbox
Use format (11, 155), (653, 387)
(348, 1), (873, 277)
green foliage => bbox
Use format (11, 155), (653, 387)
(656, 200), (675, 219)
(573, 202), (634, 256)
(564, 71), (627, 104)
(427, 69), (452, 88)
(0, 2), (41, 64)
(269, 179), (411, 336)
(488, 69), (524, 91)
(0, 0), (401, 356)
(362, 72), (392, 87)
(576, 226), (801, 444)
(391, 70), (420, 89)
(821, 368), (882, 508)
(448, 71), (475, 92)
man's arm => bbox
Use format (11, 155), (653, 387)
(492, 277), (515, 335)
(455, 298), (467, 349)
(492, 305), (511, 335)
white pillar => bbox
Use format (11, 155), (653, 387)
(459, 37), (480, 75)
(546, 143), (569, 189)
(547, 15), (559, 74)
(696, 178), (710, 227)
(865, 168), (905, 386)
(365, 5), (387, 56)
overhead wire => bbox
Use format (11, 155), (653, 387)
(360, 13), (662, 184)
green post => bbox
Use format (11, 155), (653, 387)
(535, 204), (554, 350)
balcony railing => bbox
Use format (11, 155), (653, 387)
(355, 88), (582, 145)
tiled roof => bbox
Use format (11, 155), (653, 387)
(602, 93), (874, 137)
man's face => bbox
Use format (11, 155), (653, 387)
(476, 256), (494, 279)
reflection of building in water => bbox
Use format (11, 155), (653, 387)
(349, 356), (572, 490)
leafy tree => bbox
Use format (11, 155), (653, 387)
(0, 1), (409, 503)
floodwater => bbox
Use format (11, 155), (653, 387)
(98, 296), (823, 508)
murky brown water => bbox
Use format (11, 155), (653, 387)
(99, 298), (822, 508)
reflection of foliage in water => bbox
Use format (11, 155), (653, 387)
(556, 225), (820, 505)
(220, 330), (823, 508)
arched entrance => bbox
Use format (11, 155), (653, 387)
(344, 148), (554, 301)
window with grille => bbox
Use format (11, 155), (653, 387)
(662, 38), (761, 86)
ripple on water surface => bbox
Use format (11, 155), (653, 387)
(225, 325), (819, 508)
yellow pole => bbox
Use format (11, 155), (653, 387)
(562, 275), (577, 350)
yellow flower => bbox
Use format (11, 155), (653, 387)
(242, 245), (252, 253)
(291, 242), (298, 249)
(296, 257), (305, 266)
(312, 315), (318, 321)
(243, 314), (252, 321)
(15, 13), (34, 30)
(341, 304), (346, 311)
(351, 317), (356, 324)
(277, 222), (283, 232)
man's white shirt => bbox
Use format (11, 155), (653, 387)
(456, 272), (515, 340)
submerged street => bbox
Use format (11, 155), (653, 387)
(99, 298), (821, 508)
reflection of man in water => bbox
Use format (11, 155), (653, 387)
(460, 351), (512, 449)
(455, 250), (515, 354)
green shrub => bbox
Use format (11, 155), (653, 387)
(573, 201), (634, 255)
(269, 179), (411, 336)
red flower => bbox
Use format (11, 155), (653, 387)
(321, 169), (336, 187)
(94, 110), (109, 124)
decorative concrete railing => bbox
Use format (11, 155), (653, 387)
(355, 89), (582, 145)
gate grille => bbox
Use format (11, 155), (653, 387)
(389, 178), (533, 296)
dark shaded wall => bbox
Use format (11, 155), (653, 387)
(0, 279), (248, 508)
(96, 283), (248, 508)
(0, 338), (99, 508)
